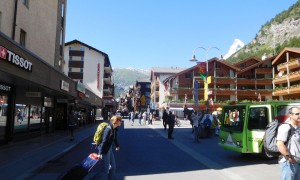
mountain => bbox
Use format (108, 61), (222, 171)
(113, 67), (150, 98)
(223, 39), (245, 59)
(226, 1), (300, 64)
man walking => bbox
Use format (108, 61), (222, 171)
(277, 107), (300, 180)
(162, 109), (168, 130)
(167, 111), (175, 139)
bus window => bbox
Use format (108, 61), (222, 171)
(222, 106), (245, 132)
(276, 105), (291, 123)
(248, 107), (268, 130)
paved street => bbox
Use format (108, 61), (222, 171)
(26, 118), (280, 180)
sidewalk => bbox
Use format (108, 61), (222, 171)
(0, 123), (99, 180)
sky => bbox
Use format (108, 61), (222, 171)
(65, 0), (298, 70)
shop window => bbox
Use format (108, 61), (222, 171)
(29, 105), (42, 131)
(0, 95), (8, 139)
(14, 104), (28, 133)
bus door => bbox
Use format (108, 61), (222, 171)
(219, 105), (246, 153)
(245, 105), (271, 153)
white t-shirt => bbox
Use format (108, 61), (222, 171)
(192, 114), (199, 127)
(277, 123), (300, 163)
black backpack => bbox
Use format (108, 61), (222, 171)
(263, 120), (293, 156)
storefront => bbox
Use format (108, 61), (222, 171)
(0, 33), (77, 143)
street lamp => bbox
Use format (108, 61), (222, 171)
(190, 46), (222, 108)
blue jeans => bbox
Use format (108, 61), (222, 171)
(279, 160), (300, 180)
(97, 147), (116, 180)
(194, 126), (199, 142)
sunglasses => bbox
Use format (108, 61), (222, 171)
(291, 113), (300, 116)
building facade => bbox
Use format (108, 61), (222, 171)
(64, 40), (115, 113)
(150, 67), (186, 110)
(0, 0), (102, 145)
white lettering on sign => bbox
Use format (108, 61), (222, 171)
(0, 46), (33, 72)
(0, 84), (11, 92)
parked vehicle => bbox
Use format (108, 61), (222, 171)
(218, 101), (300, 159)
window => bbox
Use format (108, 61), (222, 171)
(22, 0), (29, 7)
(69, 68), (72, 72)
(80, 68), (83, 73)
(185, 73), (192, 78)
(69, 46), (73, 50)
(20, 29), (26, 47)
(59, 31), (63, 55)
(81, 56), (84, 61)
(248, 107), (268, 130)
(80, 46), (85, 51)
(69, 56), (73, 61)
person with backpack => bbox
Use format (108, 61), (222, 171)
(96, 115), (122, 180)
(276, 107), (300, 180)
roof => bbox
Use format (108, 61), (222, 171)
(151, 67), (186, 74)
(272, 47), (300, 65)
(238, 55), (276, 74)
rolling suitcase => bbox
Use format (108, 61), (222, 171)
(59, 153), (100, 180)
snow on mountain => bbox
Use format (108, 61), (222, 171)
(223, 39), (245, 59)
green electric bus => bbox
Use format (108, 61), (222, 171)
(218, 101), (300, 158)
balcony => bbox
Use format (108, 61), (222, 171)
(213, 77), (235, 84)
(104, 62), (112, 73)
(273, 88), (288, 96)
(289, 71), (300, 82)
(277, 59), (300, 72)
(104, 73), (111, 83)
(289, 86), (300, 94)
(214, 88), (236, 96)
(237, 78), (255, 85)
(103, 85), (112, 93)
(256, 68), (272, 74)
(256, 79), (273, 85)
(274, 70), (300, 84)
(273, 76), (288, 84)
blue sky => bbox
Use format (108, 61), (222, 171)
(65, 0), (298, 69)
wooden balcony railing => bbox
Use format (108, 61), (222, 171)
(277, 59), (300, 71)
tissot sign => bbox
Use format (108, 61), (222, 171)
(0, 45), (33, 72)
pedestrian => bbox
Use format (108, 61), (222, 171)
(130, 111), (135, 126)
(167, 111), (175, 139)
(68, 109), (77, 141)
(142, 111), (147, 125)
(162, 109), (169, 130)
(96, 115), (122, 180)
(18, 109), (24, 124)
(149, 112), (153, 125)
(211, 115), (221, 136)
(201, 114), (212, 138)
(277, 107), (300, 180)
(192, 111), (200, 143)
(138, 112), (142, 125)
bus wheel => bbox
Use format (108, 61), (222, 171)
(261, 147), (276, 160)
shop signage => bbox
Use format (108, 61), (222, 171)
(0, 83), (11, 92)
(76, 81), (85, 94)
(61, 80), (69, 92)
(97, 63), (100, 89)
(0, 45), (33, 72)
(26, 91), (41, 97)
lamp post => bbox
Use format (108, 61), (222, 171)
(190, 46), (222, 110)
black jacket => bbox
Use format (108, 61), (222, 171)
(99, 124), (119, 155)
